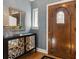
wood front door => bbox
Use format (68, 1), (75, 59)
(48, 1), (76, 59)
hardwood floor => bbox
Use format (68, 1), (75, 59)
(17, 51), (61, 59)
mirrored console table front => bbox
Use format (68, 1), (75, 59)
(3, 33), (37, 59)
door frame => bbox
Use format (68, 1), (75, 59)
(46, 0), (74, 54)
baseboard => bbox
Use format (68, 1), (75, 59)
(37, 48), (48, 54)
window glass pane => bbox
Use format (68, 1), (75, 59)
(56, 11), (65, 24)
(35, 11), (38, 27)
(32, 8), (38, 28)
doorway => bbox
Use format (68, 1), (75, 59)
(48, 1), (76, 59)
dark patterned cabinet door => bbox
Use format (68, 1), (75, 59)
(4, 33), (36, 59)
(8, 38), (24, 59)
(25, 36), (35, 52)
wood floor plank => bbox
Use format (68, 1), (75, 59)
(17, 52), (61, 59)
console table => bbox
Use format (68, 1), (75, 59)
(3, 33), (37, 59)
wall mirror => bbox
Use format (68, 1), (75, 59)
(9, 8), (26, 30)
(4, 7), (26, 31)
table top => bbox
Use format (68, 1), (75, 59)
(3, 33), (36, 40)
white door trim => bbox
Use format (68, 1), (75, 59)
(46, 0), (74, 54)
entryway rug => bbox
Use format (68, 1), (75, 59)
(41, 56), (55, 59)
